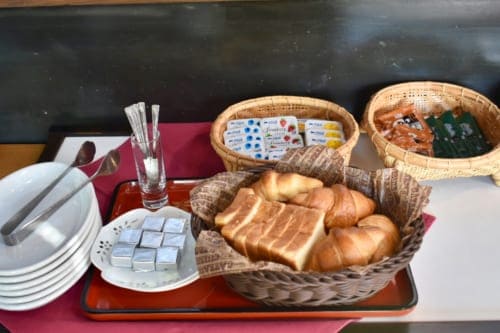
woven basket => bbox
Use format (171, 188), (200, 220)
(210, 95), (359, 171)
(190, 163), (426, 307)
(363, 81), (500, 185)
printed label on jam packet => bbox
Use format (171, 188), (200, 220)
(230, 144), (266, 160)
(265, 134), (304, 149)
(297, 118), (308, 133)
(224, 134), (264, 149)
(306, 129), (345, 140)
(223, 126), (262, 141)
(304, 119), (343, 132)
(267, 148), (288, 160)
(226, 118), (261, 129)
(260, 116), (299, 135)
(305, 135), (345, 148)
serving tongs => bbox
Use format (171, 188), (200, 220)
(1, 148), (120, 246)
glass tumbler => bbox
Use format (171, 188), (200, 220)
(131, 131), (168, 209)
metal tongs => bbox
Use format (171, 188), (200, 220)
(1, 141), (96, 245)
(1, 148), (120, 246)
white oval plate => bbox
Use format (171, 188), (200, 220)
(90, 206), (199, 293)
(0, 162), (94, 275)
(0, 213), (101, 295)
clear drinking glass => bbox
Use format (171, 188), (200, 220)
(131, 131), (168, 209)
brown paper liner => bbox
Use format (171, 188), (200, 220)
(191, 145), (431, 278)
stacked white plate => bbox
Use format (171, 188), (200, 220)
(0, 162), (102, 311)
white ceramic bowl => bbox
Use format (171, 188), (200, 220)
(0, 162), (95, 275)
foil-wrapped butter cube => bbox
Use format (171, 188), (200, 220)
(110, 243), (135, 268)
(142, 216), (165, 232)
(162, 232), (186, 252)
(163, 217), (187, 234)
(117, 228), (142, 245)
(132, 248), (156, 272)
(140, 231), (164, 248)
(155, 246), (180, 271)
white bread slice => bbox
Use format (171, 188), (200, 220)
(215, 188), (261, 228)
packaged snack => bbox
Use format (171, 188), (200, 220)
(227, 118), (261, 129)
(140, 231), (164, 248)
(439, 111), (473, 157)
(223, 125), (262, 142)
(260, 116), (299, 135)
(304, 119), (343, 132)
(224, 134), (264, 149)
(162, 233), (187, 252)
(297, 118), (308, 133)
(425, 116), (458, 158)
(163, 217), (187, 234)
(264, 133), (304, 149)
(305, 129), (345, 140)
(231, 143), (266, 159)
(456, 112), (492, 155)
(155, 247), (180, 271)
(110, 243), (135, 268)
(305, 135), (345, 149)
(117, 228), (142, 245)
(132, 248), (156, 272)
(142, 216), (165, 232)
(375, 105), (434, 156)
(267, 148), (288, 160)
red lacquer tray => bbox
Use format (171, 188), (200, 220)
(80, 180), (418, 320)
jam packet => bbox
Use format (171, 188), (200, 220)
(304, 119), (343, 132)
(260, 116), (299, 135)
(226, 118), (261, 129)
(223, 125), (262, 142)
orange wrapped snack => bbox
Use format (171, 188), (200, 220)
(374, 105), (434, 156)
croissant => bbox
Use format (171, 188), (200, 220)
(289, 184), (376, 229)
(357, 214), (401, 261)
(306, 214), (400, 272)
(250, 170), (323, 202)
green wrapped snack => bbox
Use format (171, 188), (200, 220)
(425, 115), (459, 158)
(456, 112), (492, 155)
(439, 111), (476, 157)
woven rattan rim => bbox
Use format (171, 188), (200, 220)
(364, 81), (500, 170)
(211, 95), (360, 170)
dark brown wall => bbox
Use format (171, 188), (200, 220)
(1, 0), (499, 143)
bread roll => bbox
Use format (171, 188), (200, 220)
(251, 170), (323, 202)
(357, 214), (401, 261)
(289, 184), (376, 229)
(306, 214), (400, 272)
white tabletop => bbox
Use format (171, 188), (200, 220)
(54, 133), (500, 322)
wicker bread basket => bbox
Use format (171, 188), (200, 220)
(190, 146), (429, 307)
(363, 81), (500, 185)
(210, 95), (359, 171)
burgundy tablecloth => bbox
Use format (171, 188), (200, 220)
(0, 123), (356, 333)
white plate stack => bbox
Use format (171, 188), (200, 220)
(0, 162), (102, 311)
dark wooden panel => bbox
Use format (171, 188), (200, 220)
(0, 0), (499, 143)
